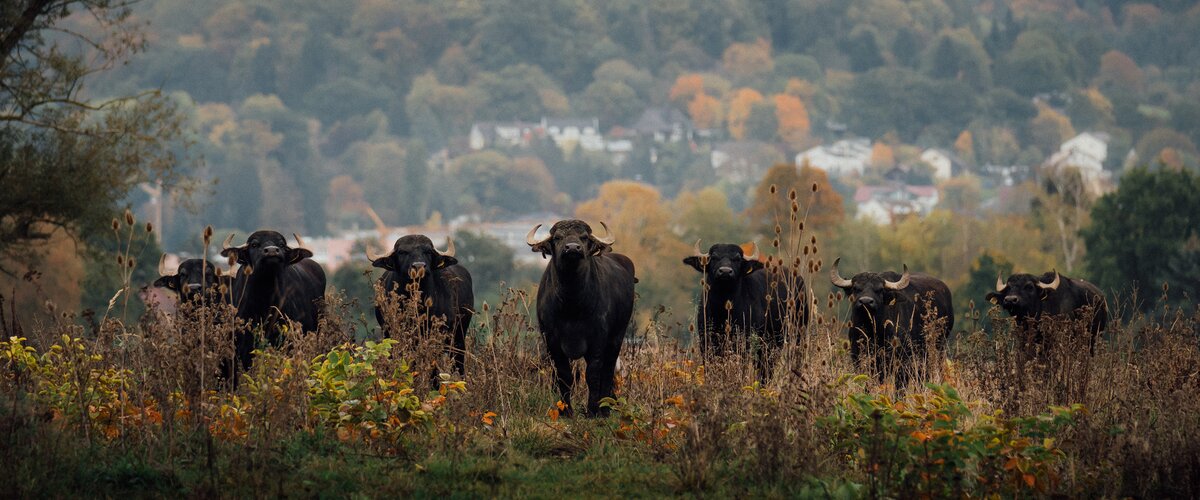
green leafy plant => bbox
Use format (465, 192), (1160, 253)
(822, 382), (1084, 497)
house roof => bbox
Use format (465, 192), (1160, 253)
(854, 183), (937, 203)
(630, 107), (691, 134)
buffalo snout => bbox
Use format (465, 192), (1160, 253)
(1004, 295), (1020, 305)
(563, 242), (583, 254)
(857, 296), (876, 308)
(715, 266), (735, 278)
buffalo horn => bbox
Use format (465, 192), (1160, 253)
(365, 243), (384, 262)
(693, 239), (709, 258)
(222, 233), (236, 250)
(293, 232), (307, 249)
(526, 224), (548, 247)
(158, 254), (171, 277)
(884, 264), (911, 290)
(830, 257), (852, 288)
(742, 241), (759, 261)
(996, 273), (1006, 292)
(438, 236), (456, 257)
(595, 221), (615, 245)
(1038, 270), (1060, 290)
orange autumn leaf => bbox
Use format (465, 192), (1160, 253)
(481, 411), (497, 426)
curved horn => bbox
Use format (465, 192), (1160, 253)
(158, 254), (172, 277)
(526, 224), (548, 247)
(438, 236), (456, 257)
(594, 221), (615, 246)
(884, 264), (911, 290)
(830, 257), (852, 288)
(742, 241), (759, 261)
(1038, 270), (1061, 290)
(365, 243), (384, 262)
(995, 272), (1006, 292)
(293, 232), (307, 249)
(693, 239), (709, 258)
(222, 233), (236, 250)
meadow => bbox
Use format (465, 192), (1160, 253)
(2, 248), (1198, 498)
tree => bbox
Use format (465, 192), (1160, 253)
(744, 101), (779, 142)
(721, 38), (774, 81)
(1135, 128), (1199, 166)
(921, 29), (992, 89)
(1081, 167), (1200, 311)
(1028, 103), (1076, 157)
(1, 1), (192, 277)
(1032, 167), (1092, 273)
(726, 88), (764, 140)
(869, 143), (895, 169)
(1095, 50), (1144, 94)
(673, 187), (749, 245)
(687, 92), (723, 131)
(453, 229), (515, 299)
(954, 130), (975, 166)
(745, 163), (844, 239)
(773, 94), (811, 148)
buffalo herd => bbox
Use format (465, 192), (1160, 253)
(153, 219), (1109, 415)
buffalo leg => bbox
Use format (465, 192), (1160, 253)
(548, 342), (575, 417)
(451, 327), (466, 375)
(584, 353), (609, 417)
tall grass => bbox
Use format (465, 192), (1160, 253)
(1, 201), (1198, 496)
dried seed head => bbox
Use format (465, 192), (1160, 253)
(789, 189), (797, 201)
(769, 184), (778, 194)
(128, 257), (136, 268)
(117, 255), (125, 266)
(774, 223), (782, 235)
(1162, 282), (1169, 292)
(793, 257), (801, 269)
(111, 218), (120, 231)
(482, 301), (490, 313)
(803, 246), (809, 255)
(798, 221), (804, 231)
(124, 209), (135, 226)
(772, 238), (780, 249)
(811, 182), (818, 192)
(145, 222), (154, 234)
(204, 225), (214, 244)
(811, 235), (817, 245)
(791, 200), (799, 213)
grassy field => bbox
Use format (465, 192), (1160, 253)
(2, 279), (1198, 498)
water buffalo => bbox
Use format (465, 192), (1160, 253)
(682, 240), (807, 362)
(831, 259), (953, 386)
(152, 255), (231, 305)
(367, 234), (474, 375)
(986, 271), (1107, 354)
(220, 231), (326, 375)
(528, 220), (636, 417)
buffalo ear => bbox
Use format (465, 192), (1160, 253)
(152, 276), (176, 290)
(371, 254), (396, 271)
(745, 260), (764, 274)
(530, 241), (551, 257)
(288, 247), (313, 265)
(436, 255), (458, 268)
(220, 246), (248, 265)
(985, 291), (1001, 305)
(682, 256), (704, 272)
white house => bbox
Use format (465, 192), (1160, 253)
(919, 148), (963, 181)
(542, 117), (604, 152)
(468, 121), (539, 150)
(795, 138), (872, 177)
(854, 183), (940, 225)
(1043, 131), (1113, 196)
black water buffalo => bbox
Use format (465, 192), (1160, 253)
(152, 255), (231, 305)
(986, 271), (1107, 354)
(220, 231), (326, 374)
(682, 240), (807, 359)
(528, 220), (636, 417)
(368, 234), (474, 375)
(830, 259), (953, 386)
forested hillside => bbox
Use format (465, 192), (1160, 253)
(88, 0), (1200, 245)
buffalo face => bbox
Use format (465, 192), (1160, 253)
(986, 271), (1060, 317)
(221, 230), (312, 274)
(683, 240), (762, 285)
(153, 256), (223, 303)
(830, 258), (910, 313)
(527, 219), (614, 269)
(368, 235), (457, 281)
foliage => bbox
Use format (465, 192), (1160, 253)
(823, 382), (1084, 498)
(1082, 167), (1200, 310)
